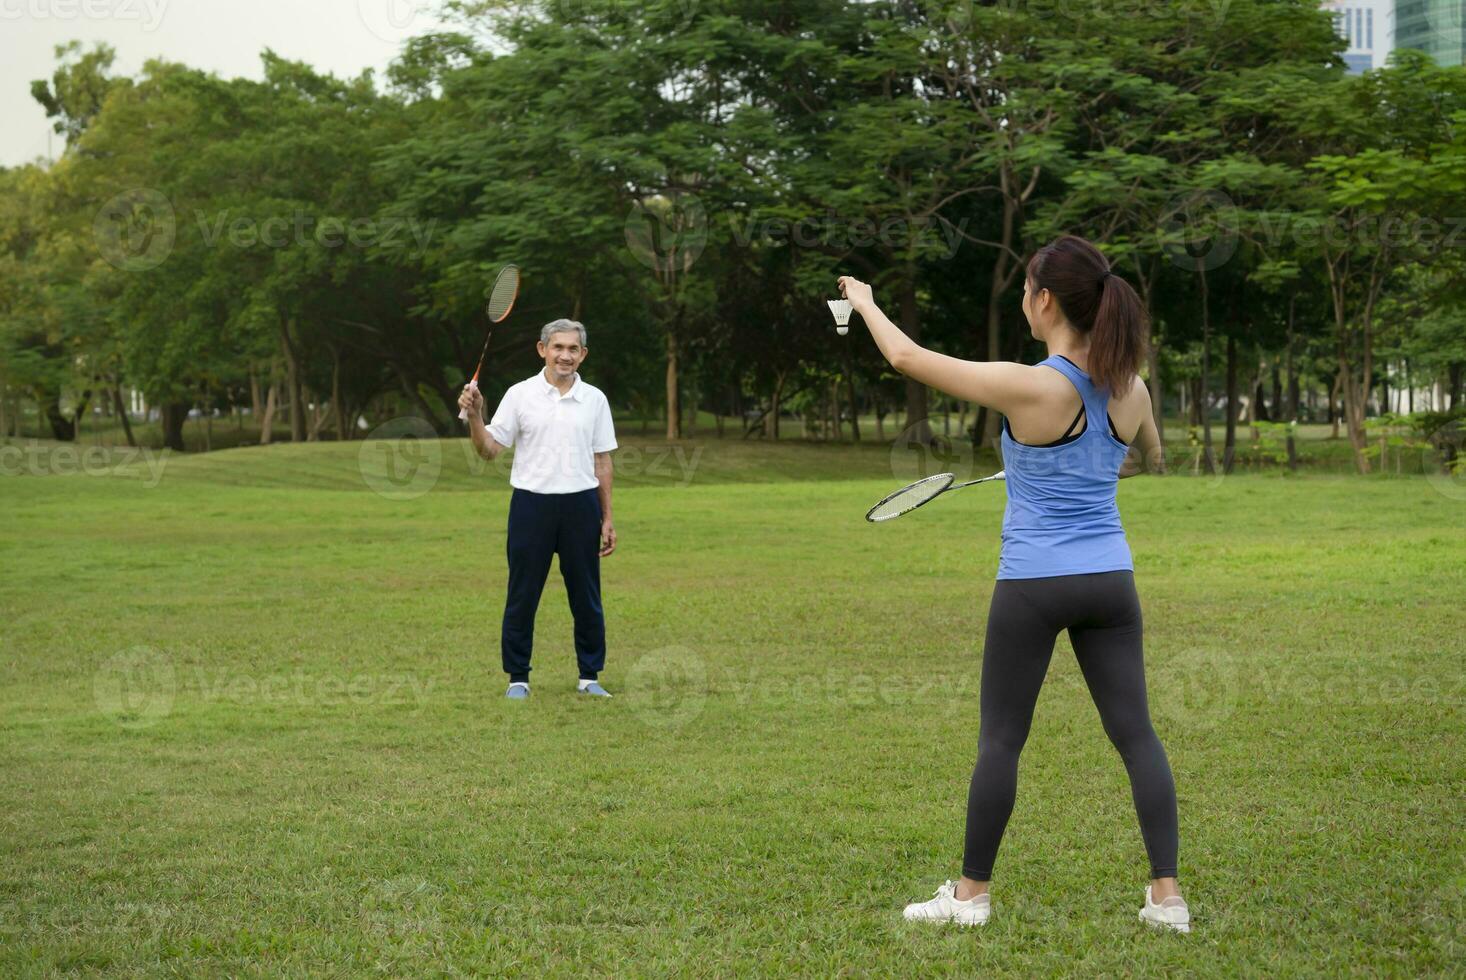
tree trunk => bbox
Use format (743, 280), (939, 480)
(331, 349), (345, 442)
(823, 389), (832, 441)
(1198, 272), (1215, 474)
(308, 387), (333, 442)
(250, 371), (262, 421)
(281, 319), (306, 443)
(43, 392), (76, 442)
(160, 402), (188, 452)
(259, 383), (278, 446)
(306, 388), (320, 442)
(1327, 266), (1373, 472)
(1269, 358), (1281, 423)
(898, 278), (930, 445)
(1329, 370), (1341, 440)
(1133, 262), (1166, 469)
(74, 391), (92, 435)
(113, 387), (136, 448)
(1224, 334), (1238, 474)
(844, 355), (861, 443)
(1146, 338), (1166, 474)
(1320, 245), (1374, 473)
(665, 331), (681, 441)
(833, 383), (843, 441)
(1286, 298), (1299, 472)
(765, 370), (785, 440)
(1337, 351), (1370, 473)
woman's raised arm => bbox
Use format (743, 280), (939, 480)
(839, 275), (1039, 415)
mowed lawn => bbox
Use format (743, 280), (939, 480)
(1, 438), (1462, 975)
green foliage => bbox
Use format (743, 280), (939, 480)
(1, 3), (1463, 454)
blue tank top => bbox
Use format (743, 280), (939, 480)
(997, 355), (1133, 581)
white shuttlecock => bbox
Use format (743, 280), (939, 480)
(827, 299), (852, 336)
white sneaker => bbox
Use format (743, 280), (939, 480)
(902, 880), (991, 926)
(1138, 885), (1190, 933)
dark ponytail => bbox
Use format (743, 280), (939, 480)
(1026, 235), (1148, 396)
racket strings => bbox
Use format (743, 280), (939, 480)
(468, 264), (521, 385)
(866, 474), (953, 522)
(486, 265), (520, 322)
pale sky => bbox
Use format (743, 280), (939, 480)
(1, 0), (450, 168)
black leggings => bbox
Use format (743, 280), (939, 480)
(963, 571), (1178, 881)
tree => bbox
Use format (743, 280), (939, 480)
(1290, 51), (1466, 471)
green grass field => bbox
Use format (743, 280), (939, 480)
(2, 437), (1463, 975)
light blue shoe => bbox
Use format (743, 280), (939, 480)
(506, 682), (530, 700)
(578, 681), (612, 698)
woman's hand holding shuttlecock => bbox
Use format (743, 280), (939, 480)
(837, 276), (873, 312)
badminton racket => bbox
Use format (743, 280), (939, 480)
(865, 471), (1006, 523)
(459, 264), (521, 422)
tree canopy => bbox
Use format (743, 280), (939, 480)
(1, 1), (1462, 471)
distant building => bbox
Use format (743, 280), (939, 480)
(1394, 0), (1466, 67)
(1323, 0), (1396, 73)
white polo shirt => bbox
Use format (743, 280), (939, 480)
(487, 370), (618, 494)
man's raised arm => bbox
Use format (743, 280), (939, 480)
(459, 385), (507, 461)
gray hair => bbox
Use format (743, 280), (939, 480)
(540, 318), (587, 347)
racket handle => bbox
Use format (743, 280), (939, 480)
(458, 379), (478, 422)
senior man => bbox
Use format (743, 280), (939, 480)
(458, 318), (618, 700)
